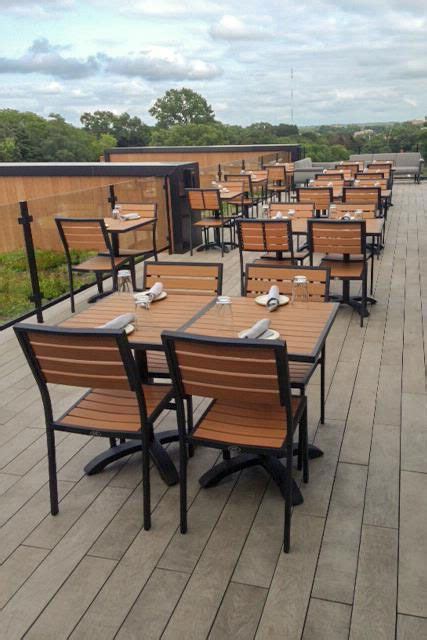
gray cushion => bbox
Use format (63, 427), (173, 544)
(295, 158), (312, 169)
(394, 166), (419, 175)
(394, 152), (422, 167)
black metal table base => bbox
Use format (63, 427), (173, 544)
(84, 429), (179, 486)
(199, 453), (304, 505)
(199, 443), (324, 506)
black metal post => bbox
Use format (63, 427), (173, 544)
(218, 164), (222, 180)
(242, 159), (245, 170)
(108, 184), (117, 210)
(18, 201), (43, 323)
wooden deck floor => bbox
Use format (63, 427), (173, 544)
(0, 182), (426, 639)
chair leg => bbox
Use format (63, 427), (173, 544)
(179, 435), (188, 534)
(220, 224), (224, 257)
(46, 427), (58, 515)
(129, 257), (137, 291)
(142, 429), (151, 531)
(186, 396), (194, 458)
(361, 270), (367, 327)
(189, 213), (194, 256)
(152, 225), (158, 262)
(95, 272), (104, 294)
(320, 345), (326, 425)
(284, 439), (293, 553)
(239, 251), (245, 296)
(109, 437), (117, 448)
(370, 253), (374, 295)
(302, 407), (309, 484)
(112, 269), (119, 292)
(68, 266), (75, 313)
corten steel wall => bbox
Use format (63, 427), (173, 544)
(0, 162), (199, 254)
(104, 144), (302, 168)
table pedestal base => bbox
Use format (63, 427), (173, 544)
(84, 429), (179, 486)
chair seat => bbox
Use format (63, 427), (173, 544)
(320, 259), (364, 279)
(56, 385), (173, 432)
(73, 255), (128, 272)
(191, 396), (305, 450)
(193, 219), (224, 228)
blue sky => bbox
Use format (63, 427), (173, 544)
(1, 0), (426, 126)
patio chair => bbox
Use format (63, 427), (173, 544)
(244, 263), (330, 423)
(187, 188), (234, 257)
(55, 217), (132, 314)
(343, 187), (382, 216)
(142, 261), (223, 379)
(307, 219), (371, 326)
(14, 324), (176, 531)
(236, 218), (309, 295)
(267, 166), (291, 202)
(296, 187), (333, 214)
(112, 203), (158, 289)
(162, 331), (308, 553)
(224, 173), (260, 216)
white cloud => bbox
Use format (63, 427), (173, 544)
(119, 0), (225, 18)
(106, 46), (221, 81)
(210, 15), (272, 40)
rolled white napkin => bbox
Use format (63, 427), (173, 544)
(240, 318), (270, 339)
(148, 282), (163, 299)
(267, 285), (280, 312)
(99, 313), (135, 330)
(273, 212), (283, 219)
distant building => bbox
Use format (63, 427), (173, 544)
(409, 119), (426, 126)
(353, 129), (374, 138)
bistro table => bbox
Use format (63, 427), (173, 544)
(60, 292), (214, 485)
(104, 215), (156, 257)
(198, 187), (244, 253)
(182, 296), (339, 504)
(60, 292), (339, 504)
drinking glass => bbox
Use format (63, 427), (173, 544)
(215, 296), (234, 332)
(291, 276), (309, 304)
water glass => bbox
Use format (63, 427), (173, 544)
(291, 276), (309, 304)
(215, 296), (234, 331)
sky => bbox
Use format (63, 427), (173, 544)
(0, 0), (426, 127)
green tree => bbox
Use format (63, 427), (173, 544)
(80, 110), (150, 146)
(150, 122), (229, 146)
(149, 88), (215, 128)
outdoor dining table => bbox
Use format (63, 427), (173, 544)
(104, 215), (156, 257)
(60, 292), (339, 505)
(60, 292), (214, 486)
(182, 296), (339, 504)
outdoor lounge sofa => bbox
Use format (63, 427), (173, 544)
(350, 152), (424, 183)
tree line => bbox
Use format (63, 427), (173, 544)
(0, 88), (426, 163)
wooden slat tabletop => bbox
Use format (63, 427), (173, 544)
(184, 297), (339, 361)
(104, 217), (155, 233)
(60, 293), (214, 350)
(219, 189), (244, 201)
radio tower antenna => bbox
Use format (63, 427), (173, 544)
(290, 67), (294, 124)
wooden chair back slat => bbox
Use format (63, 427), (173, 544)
(308, 220), (365, 255)
(23, 329), (131, 390)
(117, 203), (157, 219)
(143, 261), (223, 295)
(315, 173), (345, 182)
(354, 179), (387, 189)
(343, 187), (381, 208)
(237, 220), (292, 253)
(267, 166), (289, 188)
(336, 162), (364, 175)
(164, 335), (289, 407)
(245, 264), (330, 301)
(187, 189), (221, 212)
(297, 187), (332, 210)
(56, 219), (109, 252)
(331, 203), (376, 219)
(268, 203), (314, 219)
